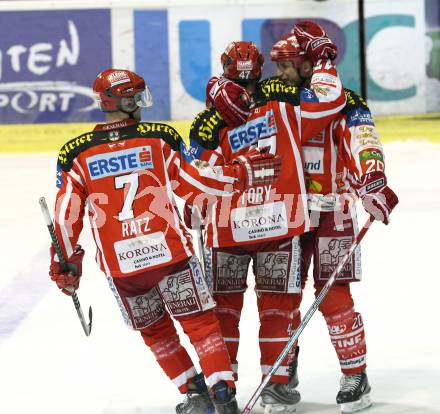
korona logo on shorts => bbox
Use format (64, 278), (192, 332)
(86, 146), (153, 180)
(227, 110), (277, 152)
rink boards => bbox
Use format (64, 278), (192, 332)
(1, 113), (440, 152)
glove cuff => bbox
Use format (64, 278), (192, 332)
(358, 171), (387, 197)
(237, 155), (253, 187)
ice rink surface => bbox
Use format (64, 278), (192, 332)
(0, 141), (439, 414)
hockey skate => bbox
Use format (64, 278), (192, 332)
(260, 350), (301, 414)
(175, 373), (215, 414)
(336, 371), (372, 414)
(211, 381), (240, 414)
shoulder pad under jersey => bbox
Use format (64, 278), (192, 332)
(58, 121), (183, 172)
(189, 107), (226, 150)
(341, 88), (369, 114)
(253, 77), (301, 107)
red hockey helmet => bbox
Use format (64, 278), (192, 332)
(221, 41), (264, 84)
(270, 34), (307, 69)
(93, 68), (153, 113)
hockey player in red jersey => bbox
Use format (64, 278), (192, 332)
(270, 23), (399, 414)
(183, 21), (347, 414)
(48, 68), (282, 414)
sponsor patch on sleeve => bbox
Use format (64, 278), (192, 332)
(181, 139), (205, 163)
(300, 88), (319, 103)
(359, 148), (384, 162)
(56, 162), (63, 188)
(346, 108), (375, 128)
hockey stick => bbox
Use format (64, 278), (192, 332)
(196, 224), (206, 273)
(39, 197), (92, 337)
(191, 204), (206, 273)
(241, 215), (375, 414)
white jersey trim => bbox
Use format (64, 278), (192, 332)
(163, 143), (192, 258)
(175, 158), (232, 197)
(330, 124), (337, 194)
(210, 202), (219, 248)
(301, 101), (346, 119)
(196, 162), (236, 184)
(280, 102), (310, 232)
(67, 169), (83, 186)
(73, 158), (87, 184)
(58, 177), (74, 257)
(88, 200), (133, 329)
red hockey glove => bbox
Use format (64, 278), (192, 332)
(293, 20), (338, 63)
(357, 171), (399, 225)
(49, 245), (85, 295)
(206, 76), (251, 128)
(233, 147), (282, 189)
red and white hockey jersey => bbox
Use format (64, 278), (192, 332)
(54, 119), (244, 279)
(185, 60), (346, 247)
(303, 89), (385, 211)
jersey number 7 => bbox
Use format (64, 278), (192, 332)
(115, 172), (139, 221)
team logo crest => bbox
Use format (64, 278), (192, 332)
(109, 130), (119, 141)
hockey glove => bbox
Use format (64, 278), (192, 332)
(233, 147), (282, 189)
(49, 244), (85, 295)
(357, 171), (399, 224)
(206, 76), (251, 128)
(293, 20), (338, 63)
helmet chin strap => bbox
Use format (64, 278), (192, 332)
(118, 102), (139, 119)
(126, 107), (141, 121)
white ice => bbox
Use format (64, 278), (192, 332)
(0, 141), (439, 414)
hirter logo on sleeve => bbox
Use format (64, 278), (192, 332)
(87, 146), (154, 180)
